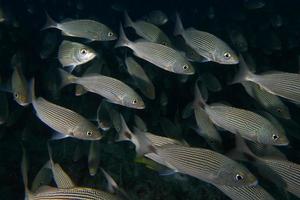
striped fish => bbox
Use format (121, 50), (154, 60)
(28, 187), (120, 200)
(234, 54), (300, 103)
(30, 79), (102, 140)
(215, 184), (275, 200)
(205, 104), (289, 145)
(58, 40), (96, 71)
(124, 12), (172, 46)
(59, 69), (145, 109)
(242, 81), (290, 119)
(115, 24), (195, 75)
(146, 144), (257, 187)
(125, 56), (155, 99)
(174, 13), (239, 65)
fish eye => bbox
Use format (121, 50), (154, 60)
(80, 48), (87, 55)
(272, 134), (279, 141)
(14, 93), (19, 98)
(132, 99), (137, 104)
(107, 32), (113, 37)
(183, 64), (189, 70)
(224, 52), (231, 59)
(235, 174), (243, 181)
(276, 108), (282, 113)
(86, 131), (93, 136)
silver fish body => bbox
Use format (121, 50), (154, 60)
(150, 144), (257, 187)
(43, 15), (117, 41)
(58, 40), (96, 69)
(115, 25), (194, 75)
(205, 104), (289, 145)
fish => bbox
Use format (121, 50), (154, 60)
(145, 144), (257, 187)
(115, 24), (195, 75)
(59, 69), (145, 109)
(242, 81), (290, 119)
(125, 56), (155, 99)
(58, 40), (97, 72)
(31, 161), (52, 193)
(124, 12), (172, 46)
(97, 101), (112, 131)
(232, 135), (300, 198)
(133, 115), (147, 132)
(88, 140), (101, 176)
(195, 81), (289, 146)
(233, 54), (300, 103)
(215, 184), (275, 200)
(142, 10), (168, 26)
(174, 13), (239, 65)
(0, 92), (9, 125)
(11, 53), (30, 106)
(42, 13), (117, 41)
(30, 78), (102, 140)
(21, 147), (121, 200)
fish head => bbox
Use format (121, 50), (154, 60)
(13, 91), (30, 106)
(216, 162), (258, 187)
(72, 122), (102, 140)
(215, 45), (239, 65)
(257, 125), (289, 146)
(122, 93), (145, 109)
(98, 28), (117, 41)
(75, 46), (97, 64)
(172, 60), (195, 75)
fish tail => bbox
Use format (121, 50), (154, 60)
(29, 78), (36, 104)
(21, 146), (32, 200)
(58, 68), (78, 89)
(100, 168), (119, 193)
(231, 54), (254, 84)
(227, 134), (257, 162)
(193, 79), (208, 109)
(117, 113), (133, 142)
(114, 24), (131, 48)
(174, 12), (184, 36)
(41, 12), (58, 31)
(123, 11), (133, 28)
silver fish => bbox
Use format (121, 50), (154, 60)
(242, 81), (290, 119)
(42, 13), (117, 41)
(143, 10), (168, 26)
(11, 53), (30, 106)
(115, 24), (194, 75)
(234, 54), (300, 103)
(195, 82), (289, 146)
(124, 12), (171, 46)
(146, 144), (257, 187)
(174, 13), (239, 65)
(58, 40), (96, 71)
(216, 184), (275, 200)
(30, 78), (102, 140)
(59, 69), (145, 109)
(125, 56), (155, 99)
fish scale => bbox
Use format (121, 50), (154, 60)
(215, 185), (275, 200)
(31, 187), (119, 200)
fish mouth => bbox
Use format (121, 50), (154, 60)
(275, 140), (289, 146)
(249, 179), (258, 187)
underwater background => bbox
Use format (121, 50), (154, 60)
(0, 0), (300, 199)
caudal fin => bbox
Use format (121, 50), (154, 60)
(231, 54), (254, 84)
(193, 79), (208, 109)
(123, 11), (134, 28)
(58, 68), (78, 89)
(174, 12), (185, 36)
(114, 24), (131, 48)
(41, 12), (58, 31)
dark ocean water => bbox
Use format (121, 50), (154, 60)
(0, 0), (299, 199)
